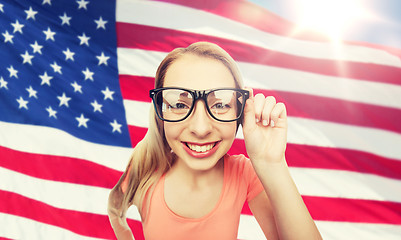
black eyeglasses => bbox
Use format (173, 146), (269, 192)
(149, 87), (249, 122)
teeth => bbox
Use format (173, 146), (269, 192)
(187, 143), (214, 152)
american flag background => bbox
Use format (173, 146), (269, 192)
(1, 0), (400, 239)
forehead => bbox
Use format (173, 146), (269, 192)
(163, 54), (236, 90)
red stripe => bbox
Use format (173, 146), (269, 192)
(0, 190), (143, 240)
(230, 139), (401, 181)
(116, 22), (401, 85)
(128, 125), (401, 181)
(120, 75), (401, 134)
(0, 146), (121, 189)
(0, 190), (114, 239)
(241, 196), (401, 224)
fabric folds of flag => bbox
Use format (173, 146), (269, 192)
(1, 0), (401, 239)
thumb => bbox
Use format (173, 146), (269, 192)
(242, 95), (256, 134)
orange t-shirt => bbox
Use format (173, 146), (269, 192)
(142, 154), (264, 240)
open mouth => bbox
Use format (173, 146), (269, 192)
(185, 142), (217, 153)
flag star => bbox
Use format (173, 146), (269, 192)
(71, 81), (83, 93)
(46, 106), (57, 118)
(3, 31), (14, 44)
(17, 97), (29, 110)
(39, 71), (53, 86)
(25, 7), (38, 20)
(0, 3), (4, 13)
(43, 27), (56, 41)
(30, 41), (43, 54)
(11, 20), (24, 34)
(57, 92), (71, 107)
(26, 86), (38, 98)
(95, 16), (107, 29)
(77, 32), (90, 46)
(7, 65), (18, 78)
(77, 0), (90, 10)
(96, 52), (110, 66)
(82, 67), (94, 81)
(63, 48), (75, 61)
(50, 61), (62, 74)
(59, 12), (71, 25)
(101, 87), (114, 100)
(90, 100), (103, 113)
(42, 0), (52, 5)
(21, 51), (34, 65)
(76, 113), (89, 128)
(0, 77), (8, 90)
(110, 120), (122, 133)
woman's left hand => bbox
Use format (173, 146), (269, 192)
(242, 89), (288, 166)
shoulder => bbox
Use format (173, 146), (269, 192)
(225, 154), (255, 178)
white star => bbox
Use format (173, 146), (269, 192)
(82, 67), (94, 81)
(76, 113), (89, 128)
(96, 52), (110, 66)
(7, 65), (18, 78)
(3, 31), (14, 44)
(39, 71), (53, 86)
(0, 3), (4, 13)
(77, 32), (90, 46)
(95, 16), (107, 29)
(46, 106), (57, 118)
(21, 51), (34, 65)
(110, 120), (122, 133)
(17, 97), (29, 110)
(43, 27), (56, 41)
(63, 48), (75, 61)
(0, 77), (8, 90)
(101, 87), (114, 101)
(77, 0), (90, 10)
(11, 20), (24, 34)
(25, 7), (38, 20)
(59, 12), (71, 25)
(50, 61), (62, 74)
(90, 100), (103, 113)
(30, 41), (43, 54)
(26, 86), (38, 98)
(71, 81), (82, 93)
(42, 0), (52, 5)
(57, 92), (71, 107)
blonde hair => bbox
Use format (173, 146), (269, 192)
(108, 42), (244, 222)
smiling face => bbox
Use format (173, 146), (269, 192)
(162, 54), (237, 172)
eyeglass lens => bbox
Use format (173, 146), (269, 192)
(155, 89), (245, 121)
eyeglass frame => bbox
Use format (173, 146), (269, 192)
(149, 87), (250, 122)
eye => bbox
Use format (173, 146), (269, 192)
(211, 102), (231, 109)
(170, 102), (190, 109)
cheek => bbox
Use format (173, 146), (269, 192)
(219, 122), (237, 140)
(164, 122), (181, 144)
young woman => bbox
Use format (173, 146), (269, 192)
(108, 42), (322, 240)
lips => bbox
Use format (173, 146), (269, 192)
(183, 141), (220, 158)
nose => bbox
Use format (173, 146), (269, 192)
(188, 100), (213, 137)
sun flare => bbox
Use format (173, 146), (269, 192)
(293, 0), (373, 41)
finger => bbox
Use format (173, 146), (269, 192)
(253, 93), (265, 123)
(270, 102), (287, 127)
(261, 96), (276, 126)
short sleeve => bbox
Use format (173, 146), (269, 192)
(243, 156), (264, 202)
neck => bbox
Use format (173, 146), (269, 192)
(168, 157), (224, 189)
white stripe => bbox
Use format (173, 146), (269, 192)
(239, 214), (401, 240)
(117, 48), (401, 110)
(0, 213), (106, 240)
(315, 221), (401, 240)
(290, 167), (401, 203)
(0, 121), (132, 171)
(116, 0), (401, 68)
(124, 100), (401, 161)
